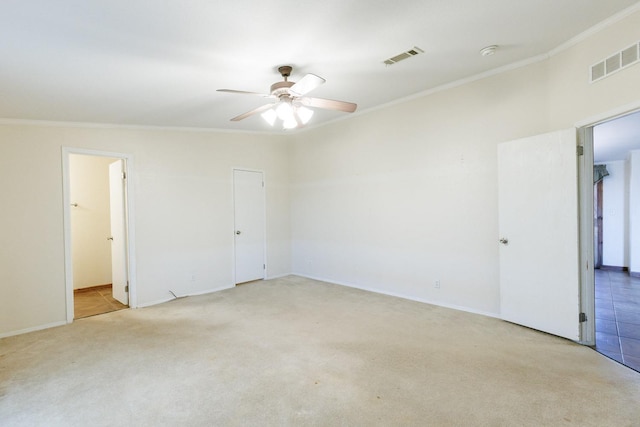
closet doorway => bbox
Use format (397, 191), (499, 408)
(63, 149), (135, 321)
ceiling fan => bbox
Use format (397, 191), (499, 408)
(217, 66), (357, 129)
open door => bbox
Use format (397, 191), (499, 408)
(109, 159), (128, 305)
(498, 129), (580, 341)
(233, 169), (266, 284)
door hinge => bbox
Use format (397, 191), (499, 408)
(125, 282), (129, 293)
(577, 146), (584, 156)
(122, 172), (127, 180)
(262, 181), (264, 188)
(579, 312), (587, 323)
(263, 264), (266, 270)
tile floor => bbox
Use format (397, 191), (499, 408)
(74, 284), (128, 319)
(595, 269), (640, 372)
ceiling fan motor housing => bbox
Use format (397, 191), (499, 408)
(271, 65), (296, 98)
(271, 81), (295, 98)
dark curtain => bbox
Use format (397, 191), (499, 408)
(594, 164), (609, 184)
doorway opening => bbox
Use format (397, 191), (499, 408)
(588, 109), (640, 372)
(63, 148), (135, 322)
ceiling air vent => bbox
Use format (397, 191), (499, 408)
(383, 46), (424, 66)
(590, 41), (640, 83)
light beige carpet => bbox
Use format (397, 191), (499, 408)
(1, 275), (639, 426)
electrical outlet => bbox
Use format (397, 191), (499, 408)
(434, 280), (441, 289)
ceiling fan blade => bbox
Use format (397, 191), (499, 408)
(289, 74), (325, 96)
(293, 112), (306, 129)
(217, 89), (271, 97)
(230, 103), (274, 122)
(300, 97), (357, 113)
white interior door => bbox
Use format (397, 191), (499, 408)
(498, 129), (580, 341)
(234, 170), (266, 284)
(109, 159), (128, 305)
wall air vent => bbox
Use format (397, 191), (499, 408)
(621, 44), (639, 67)
(590, 41), (640, 83)
(605, 54), (621, 74)
(383, 46), (424, 66)
(591, 61), (605, 81)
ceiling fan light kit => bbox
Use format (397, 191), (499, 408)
(218, 65), (356, 130)
(262, 102), (314, 129)
(261, 108), (277, 126)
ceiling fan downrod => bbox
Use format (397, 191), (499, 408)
(271, 66), (295, 97)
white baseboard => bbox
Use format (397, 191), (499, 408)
(265, 273), (293, 280)
(292, 273), (500, 319)
(136, 285), (235, 308)
(0, 320), (67, 339)
(185, 285), (235, 297)
(2, 277), (498, 339)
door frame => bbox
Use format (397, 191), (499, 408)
(231, 167), (267, 284)
(62, 147), (137, 323)
(577, 125), (595, 345)
(576, 100), (640, 345)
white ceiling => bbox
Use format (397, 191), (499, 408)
(0, 0), (638, 132)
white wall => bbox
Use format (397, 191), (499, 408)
(289, 62), (549, 316)
(547, 11), (640, 129)
(600, 161), (627, 268)
(70, 154), (115, 289)
(0, 126), (290, 336)
(628, 150), (640, 274)
(2, 8), (640, 337)
(289, 8), (640, 316)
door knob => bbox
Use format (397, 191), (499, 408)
(499, 237), (508, 245)
(235, 230), (241, 235)
(107, 237), (114, 241)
